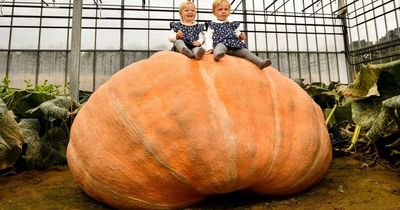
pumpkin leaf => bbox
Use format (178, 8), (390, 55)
(341, 64), (381, 98)
(0, 98), (23, 170)
(382, 95), (400, 108)
(377, 70), (400, 98)
(293, 78), (306, 89)
(351, 96), (383, 129)
(26, 96), (81, 121)
(32, 127), (68, 169)
(2, 90), (56, 119)
(19, 119), (69, 170)
(18, 119), (41, 170)
(365, 95), (400, 142)
(365, 106), (392, 142)
(305, 83), (329, 97)
(305, 83), (338, 109)
(340, 60), (400, 99)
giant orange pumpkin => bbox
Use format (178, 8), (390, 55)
(67, 51), (332, 209)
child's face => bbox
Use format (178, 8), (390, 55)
(213, 2), (231, 21)
(180, 3), (197, 23)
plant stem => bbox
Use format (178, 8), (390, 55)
(325, 104), (337, 125)
(347, 124), (362, 151)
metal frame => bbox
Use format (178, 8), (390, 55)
(0, 0), (399, 97)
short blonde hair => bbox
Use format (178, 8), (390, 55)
(212, 0), (231, 12)
(179, 1), (196, 14)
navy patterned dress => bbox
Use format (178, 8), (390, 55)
(170, 21), (204, 50)
(208, 21), (247, 49)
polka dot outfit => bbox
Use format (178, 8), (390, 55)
(208, 21), (247, 49)
(170, 21), (204, 49)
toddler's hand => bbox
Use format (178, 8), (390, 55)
(192, 41), (201, 47)
(239, 32), (246, 40)
(205, 49), (213, 54)
(176, 31), (184, 39)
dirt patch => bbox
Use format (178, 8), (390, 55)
(1, 156), (399, 209)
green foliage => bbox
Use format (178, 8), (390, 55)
(342, 60), (400, 144)
(0, 77), (14, 99)
(299, 81), (339, 109)
(341, 60), (400, 99)
(351, 96), (383, 129)
(24, 79), (68, 96)
(1, 77), (71, 118)
(298, 59), (400, 171)
(1, 77), (81, 173)
(0, 97), (23, 171)
(27, 96), (81, 121)
(297, 80), (353, 127)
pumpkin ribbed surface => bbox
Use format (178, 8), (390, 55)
(67, 51), (332, 209)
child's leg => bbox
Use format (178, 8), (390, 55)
(229, 48), (272, 69)
(174, 40), (194, 58)
(192, 47), (205, 60)
(213, 43), (228, 61)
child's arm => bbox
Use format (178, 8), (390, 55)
(198, 31), (205, 44)
(204, 28), (214, 53)
(192, 31), (205, 47)
(235, 29), (246, 40)
(168, 29), (177, 43)
(168, 30), (184, 43)
(239, 32), (246, 40)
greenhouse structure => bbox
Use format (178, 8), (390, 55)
(0, 0), (399, 98)
(1, 1), (400, 209)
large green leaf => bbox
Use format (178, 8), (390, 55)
(351, 96), (383, 129)
(26, 96), (80, 121)
(0, 98), (23, 170)
(2, 90), (55, 119)
(365, 95), (400, 142)
(36, 127), (68, 169)
(377, 71), (400, 97)
(19, 119), (69, 169)
(18, 119), (41, 170)
(340, 59), (400, 98)
(382, 95), (400, 108)
(365, 106), (391, 142)
(305, 82), (338, 109)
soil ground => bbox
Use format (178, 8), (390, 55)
(1, 156), (400, 210)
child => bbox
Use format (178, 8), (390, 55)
(205, 0), (272, 69)
(168, 0), (205, 60)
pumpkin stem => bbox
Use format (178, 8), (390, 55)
(346, 124), (362, 151)
(325, 104), (337, 126)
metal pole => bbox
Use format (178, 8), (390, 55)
(69, 0), (83, 101)
(6, 0), (16, 78)
(120, 0), (125, 69)
(293, 0), (302, 80)
(36, 1), (44, 85)
(65, 0), (72, 88)
(241, 1), (248, 46)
